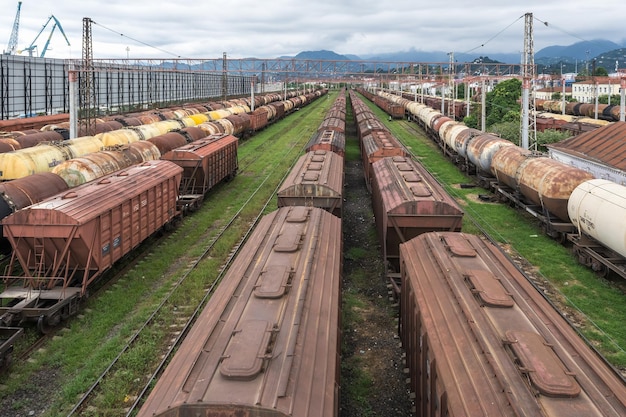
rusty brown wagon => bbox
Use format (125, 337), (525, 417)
(370, 156), (463, 292)
(399, 231), (626, 417)
(160, 133), (238, 212)
(305, 129), (346, 158)
(360, 130), (407, 191)
(137, 206), (342, 417)
(277, 150), (344, 217)
(0, 160), (182, 330)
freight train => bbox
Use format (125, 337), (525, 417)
(364, 88), (626, 281)
(0, 90), (326, 368)
(354, 89), (626, 416)
(0, 89), (326, 180)
(399, 231), (626, 417)
(0, 89), (328, 240)
(349, 90), (465, 293)
(136, 91), (347, 417)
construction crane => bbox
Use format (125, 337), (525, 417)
(3, 1), (22, 55)
(20, 15), (70, 58)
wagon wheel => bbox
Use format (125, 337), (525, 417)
(37, 315), (50, 334)
(591, 260), (610, 278)
(37, 313), (61, 334)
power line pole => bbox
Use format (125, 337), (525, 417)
(222, 52), (228, 102)
(80, 17), (95, 137)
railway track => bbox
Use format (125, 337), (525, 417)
(64, 103), (325, 416)
(0, 95), (333, 417)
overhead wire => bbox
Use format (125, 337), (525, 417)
(460, 13), (610, 58)
(461, 15), (524, 55)
(91, 20), (184, 59)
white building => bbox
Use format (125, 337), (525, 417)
(571, 77), (623, 103)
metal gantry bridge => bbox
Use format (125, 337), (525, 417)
(1, 53), (525, 124)
(76, 57), (524, 82)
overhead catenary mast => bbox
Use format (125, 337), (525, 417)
(520, 12), (537, 150)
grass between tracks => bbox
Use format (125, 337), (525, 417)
(0, 92), (335, 416)
(362, 96), (626, 369)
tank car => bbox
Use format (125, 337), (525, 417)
(568, 179), (626, 278)
(0, 160), (183, 330)
(51, 141), (161, 187)
(277, 150), (344, 217)
(491, 146), (594, 224)
(137, 206), (342, 417)
(400, 231), (626, 417)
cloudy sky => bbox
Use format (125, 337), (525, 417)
(2, 0), (625, 60)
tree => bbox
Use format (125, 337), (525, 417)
(594, 67), (608, 76)
(536, 129), (571, 152)
(598, 94), (621, 104)
(485, 78), (522, 128)
(488, 121), (519, 143)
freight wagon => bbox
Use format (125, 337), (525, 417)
(277, 150), (344, 217)
(305, 129), (346, 157)
(0, 160), (182, 331)
(160, 133), (238, 212)
(137, 206), (342, 417)
(399, 231), (626, 417)
(370, 156), (463, 293)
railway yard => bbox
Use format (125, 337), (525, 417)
(0, 88), (625, 416)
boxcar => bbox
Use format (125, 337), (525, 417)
(137, 206), (342, 417)
(361, 130), (407, 191)
(0, 160), (182, 329)
(305, 129), (346, 158)
(399, 231), (626, 417)
(371, 156), (463, 287)
(160, 133), (238, 211)
(277, 150), (344, 217)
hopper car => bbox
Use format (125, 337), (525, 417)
(305, 129), (346, 157)
(137, 206), (342, 417)
(277, 150), (344, 217)
(370, 156), (464, 293)
(349, 91), (407, 191)
(0, 89), (326, 367)
(364, 89), (626, 280)
(399, 231), (626, 417)
(0, 160), (183, 332)
(304, 89), (347, 157)
(161, 133), (239, 212)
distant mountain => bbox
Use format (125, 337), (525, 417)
(283, 40), (624, 67)
(178, 40), (626, 78)
(293, 50), (352, 61)
(535, 39), (622, 60)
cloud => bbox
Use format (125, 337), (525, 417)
(2, 0), (624, 60)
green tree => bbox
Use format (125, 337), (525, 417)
(487, 121), (519, 143)
(485, 78), (522, 128)
(536, 129), (571, 152)
(598, 94), (621, 104)
(463, 114), (478, 129)
(594, 67), (608, 76)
